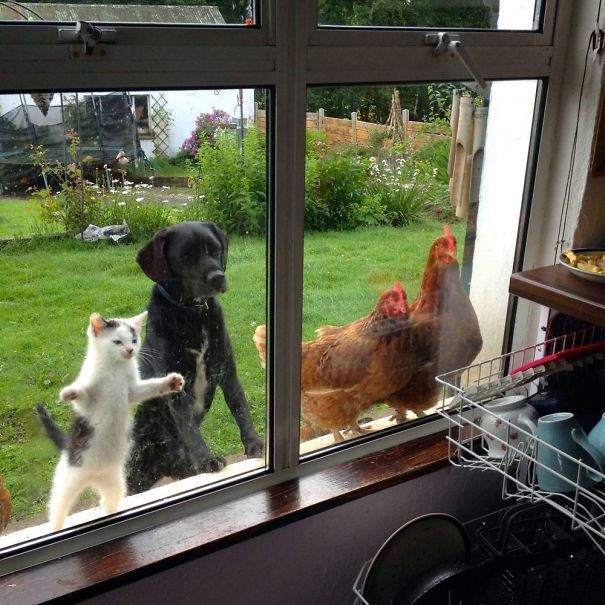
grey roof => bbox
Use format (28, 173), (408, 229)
(0, 4), (226, 24)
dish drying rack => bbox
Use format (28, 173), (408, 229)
(436, 326), (605, 554)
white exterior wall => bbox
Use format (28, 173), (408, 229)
(0, 89), (256, 160)
(138, 88), (255, 159)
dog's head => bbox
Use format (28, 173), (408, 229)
(137, 221), (229, 299)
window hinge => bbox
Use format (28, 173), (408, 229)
(58, 21), (117, 56)
(425, 32), (487, 90)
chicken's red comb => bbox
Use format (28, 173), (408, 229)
(393, 281), (406, 298)
(443, 224), (456, 249)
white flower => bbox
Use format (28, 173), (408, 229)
(136, 197), (144, 202)
(123, 180), (134, 185)
(162, 185), (170, 190)
(162, 199), (169, 203)
(118, 201), (126, 206)
(181, 202), (188, 206)
(148, 176), (154, 180)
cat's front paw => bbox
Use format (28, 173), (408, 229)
(163, 373), (184, 393)
(60, 386), (82, 401)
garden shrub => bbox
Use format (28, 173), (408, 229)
(304, 141), (379, 231)
(185, 127), (266, 235)
(30, 136), (174, 242)
(180, 109), (232, 158)
(29, 133), (105, 235)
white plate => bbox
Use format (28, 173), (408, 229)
(559, 248), (605, 284)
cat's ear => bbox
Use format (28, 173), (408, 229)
(90, 313), (109, 336)
(130, 311), (148, 334)
(137, 228), (171, 282)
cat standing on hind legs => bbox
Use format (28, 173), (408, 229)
(36, 311), (184, 532)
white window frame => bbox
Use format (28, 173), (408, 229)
(0, 0), (566, 575)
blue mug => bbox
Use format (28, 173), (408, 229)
(588, 413), (605, 465)
(535, 412), (604, 493)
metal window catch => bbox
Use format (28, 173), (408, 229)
(58, 21), (116, 55)
(425, 32), (486, 90)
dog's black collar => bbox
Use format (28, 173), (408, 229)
(156, 283), (209, 310)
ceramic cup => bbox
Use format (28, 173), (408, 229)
(480, 395), (538, 459)
(536, 412), (604, 493)
(588, 412), (605, 466)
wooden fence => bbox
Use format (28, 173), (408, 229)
(254, 96), (487, 220)
(253, 105), (446, 149)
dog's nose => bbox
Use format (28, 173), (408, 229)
(207, 270), (226, 290)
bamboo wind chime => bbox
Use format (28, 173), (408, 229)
(448, 90), (488, 219)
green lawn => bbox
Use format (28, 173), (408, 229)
(0, 217), (464, 521)
(0, 198), (43, 238)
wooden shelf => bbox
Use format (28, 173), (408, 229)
(509, 264), (605, 327)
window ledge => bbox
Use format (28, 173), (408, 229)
(2, 432), (448, 605)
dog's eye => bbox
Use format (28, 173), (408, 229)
(113, 339), (123, 345)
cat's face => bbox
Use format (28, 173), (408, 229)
(88, 312), (147, 361)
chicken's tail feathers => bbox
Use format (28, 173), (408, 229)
(35, 404), (67, 451)
(252, 324), (267, 370)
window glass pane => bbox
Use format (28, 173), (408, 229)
(298, 80), (538, 454)
(0, 2), (255, 25)
(318, 0), (540, 31)
(0, 88), (267, 544)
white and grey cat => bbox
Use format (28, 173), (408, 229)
(37, 311), (184, 532)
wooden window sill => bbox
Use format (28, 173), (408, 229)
(2, 432), (449, 605)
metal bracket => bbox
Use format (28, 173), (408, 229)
(58, 21), (116, 56)
(425, 32), (486, 90)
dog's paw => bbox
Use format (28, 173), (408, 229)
(244, 437), (264, 459)
(163, 373), (185, 393)
(198, 456), (227, 473)
(60, 386), (82, 401)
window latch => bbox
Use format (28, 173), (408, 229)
(58, 21), (117, 56)
(425, 32), (486, 90)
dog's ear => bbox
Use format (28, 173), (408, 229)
(137, 228), (171, 282)
(207, 222), (229, 271)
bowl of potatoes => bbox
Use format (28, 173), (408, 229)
(560, 248), (605, 283)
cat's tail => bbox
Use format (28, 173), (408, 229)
(35, 404), (67, 451)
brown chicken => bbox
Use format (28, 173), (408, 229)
(0, 474), (12, 532)
(386, 224), (483, 421)
(254, 283), (421, 442)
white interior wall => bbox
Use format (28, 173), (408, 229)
(468, 0), (537, 361)
(79, 467), (503, 605)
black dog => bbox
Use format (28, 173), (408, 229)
(126, 221), (264, 494)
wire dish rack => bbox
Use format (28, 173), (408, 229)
(436, 326), (605, 553)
